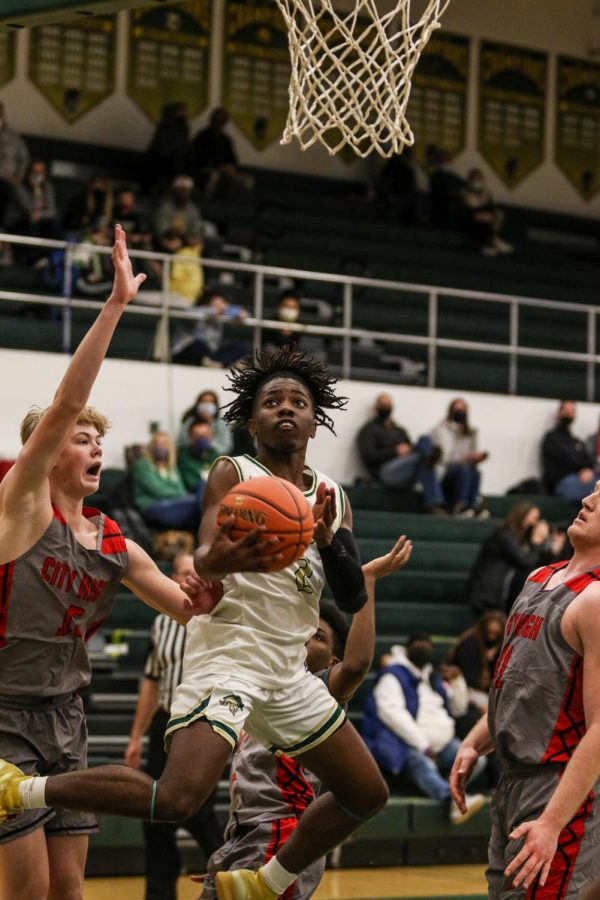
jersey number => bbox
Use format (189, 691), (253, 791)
(491, 644), (513, 690)
(56, 605), (85, 638)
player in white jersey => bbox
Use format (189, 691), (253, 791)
(0, 226), (213, 900)
(0, 348), (391, 900)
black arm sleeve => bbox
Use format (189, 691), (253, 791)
(318, 527), (367, 614)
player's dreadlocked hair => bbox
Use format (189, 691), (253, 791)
(222, 347), (347, 434)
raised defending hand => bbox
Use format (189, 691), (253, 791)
(109, 223), (147, 306)
(449, 743), (480, 813)
(180, 572), (224, 614)
(313, 481), (337, 547)
(503, 817), (560, 890)
(362, 534), (412, 579)
(202, 518), (283, 575)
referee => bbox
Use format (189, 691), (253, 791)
(125, 551), (221, 900)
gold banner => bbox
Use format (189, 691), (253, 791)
(28, 17), (116, 123)
(478, 41), (547, 187)
(128, 1), (210, 123)
(0, 31), (15, 88)
(223, 0), (290, 151)
(555, 56), (600, 200)
(408, 32), (469, 163)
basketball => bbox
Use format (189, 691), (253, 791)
(217, 476), (314, 572)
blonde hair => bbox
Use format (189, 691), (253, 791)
(20, 405), (111, 445)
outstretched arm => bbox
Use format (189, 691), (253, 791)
(328, 535), (412, 702)
(315, 487), (366, 614)
(0, 225), (146, 513)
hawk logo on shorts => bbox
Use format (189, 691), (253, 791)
(219, 694), (245, 715)
(295, 557), (314, 594)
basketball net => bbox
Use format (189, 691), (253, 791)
(274, 0), (451, 158)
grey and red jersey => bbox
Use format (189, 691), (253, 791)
(224, 731), (320, 840)
(0, 506), (127, 697)
(488, 560), (594, 767)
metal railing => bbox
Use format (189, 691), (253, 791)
(0, 232), (597, 399)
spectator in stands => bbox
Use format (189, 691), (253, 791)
(445, 611), (506, 758)
(586, 414), (600, 470)
(142, 229), (203, 316)
(177, 416), (219, 493)
(154, 175), (204, 246)
(431, 398), (488, 516)
(146, 101), (192, 192)
(357, 393), (445, 514)
(0, 102), (29, 233)
(263, 290), (303, 353)
(461, 168), (513, 257)
(63, 175), (114, 237)
(467, 502), (566, 614)
(131, 431), (204, 532)
(171, 287), (249, 368)
(427, 146), (464, 229)
(542, 399), (598, 499)
(124, 551), (220, 899)
(192, 107), (253, 196)
(13, 159), (60, 255)
(111, 186), (152, 250)
(72, 223), (115, 297)
(179, 389), (233, 456)
(362, 633), (486, 824)
(375, 147), (428, 224)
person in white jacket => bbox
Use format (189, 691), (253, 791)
(363, 633), (486, 824)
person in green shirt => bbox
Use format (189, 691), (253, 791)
(132, 431), (204, 532)
(178, 417), (219, 493)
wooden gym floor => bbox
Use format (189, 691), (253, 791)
(84, 864), (488, 899)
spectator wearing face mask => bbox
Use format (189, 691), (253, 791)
(357, 393), (445, 514)
(467, 502), (566, 614)
(542, 399), (598, 499)
(430, 398), (489, 516)
(177, 416), (219, 493)
(462, 167), (513, 257)
(263, 291), (302, 353)
(154, 175), (203, 245)
(362, 633), (486, 824)
(131, 431), (204, 532)
(179, 390), (233, 456)
(13, 159), (59, 241)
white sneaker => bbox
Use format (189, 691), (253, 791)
(450, 793), (486, 825)
(494, 237), (514, 254)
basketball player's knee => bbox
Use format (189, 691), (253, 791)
(337, 771), (389, 820)
(10, 871), (49, 900)
(154, 785), (204, 822)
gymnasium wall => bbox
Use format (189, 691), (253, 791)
(1, 347), (598, 496)
(0, 0), (599, 218)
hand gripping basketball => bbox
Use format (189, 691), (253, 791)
(216, 476), (314, 573)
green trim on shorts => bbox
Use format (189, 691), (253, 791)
(165, 697), (239, 751)
(269, 704), (346, 756)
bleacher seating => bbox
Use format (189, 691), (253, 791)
(1, 133), (599, 397)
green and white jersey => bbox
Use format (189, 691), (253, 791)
(184, 454), (345, 688)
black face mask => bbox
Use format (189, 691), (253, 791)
(407, 648), (432, 669)
(451, 410), (466, 424)
(559, 416), (573, 429)
(376, 407), (391, 421)
(484, 637), (500, 649)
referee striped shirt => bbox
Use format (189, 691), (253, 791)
(144, 614), (186, 712)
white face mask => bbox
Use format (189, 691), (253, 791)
(279, 306), (299, 323)
(197, 401), (217, 417)
(31, 173), (45, 187)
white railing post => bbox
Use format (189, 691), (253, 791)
(587, 309), (596, 403)
(253, 270), (264, 353)
(509, 302), (519, 395)
(342, 281), (352, 379)
(427, 291), (437, 388)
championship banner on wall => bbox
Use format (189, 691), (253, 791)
(407, 32), (469, 163)
(29, 17), (115, 122)
(223, 0), (290, 151)
(555, 56), (600, 200)
(0, 31), (15, 88)
(478, 41), (547, 187)
(128, 1), (210, 123)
